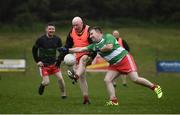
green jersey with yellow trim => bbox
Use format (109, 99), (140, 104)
(87, 34), (128, 65)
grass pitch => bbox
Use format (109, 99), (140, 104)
(0, 26), (180, 114)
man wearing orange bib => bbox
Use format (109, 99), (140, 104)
(64, 16), (96, 104)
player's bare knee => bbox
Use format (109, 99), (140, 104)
(42, 80), (50, 86)
(129, 72), (139, 82)
(130, 76), (138, 82)
(57, 76), (63, 81)
(104, 78), (111, 83)
(80, 55), (89, 64)
(82, 59), (87, 65)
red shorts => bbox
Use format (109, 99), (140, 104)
(108, 53), (137, 74)
(39, 64), (60, 77)
(75, 52), (89, 64)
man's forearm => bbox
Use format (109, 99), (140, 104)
(69, 47), (87, 53)
(100, 44), (113, 52)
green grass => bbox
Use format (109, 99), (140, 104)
(0, 26), (180, 114)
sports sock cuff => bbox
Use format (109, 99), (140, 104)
(83, 95), (89, 100)
(111, 97), (118, 103)
(151, 84), (157, 90)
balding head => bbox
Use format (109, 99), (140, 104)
(112, 30), (119, 39)
(72, 16), (83, 24)
(72, 16), (83, 33)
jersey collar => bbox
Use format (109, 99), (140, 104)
(97, 37), (104, 45)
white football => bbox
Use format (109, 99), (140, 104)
(64, 54), (76, 66)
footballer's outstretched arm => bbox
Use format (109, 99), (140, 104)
(69, 47), (88, 53)
(100, 44), (113, 52)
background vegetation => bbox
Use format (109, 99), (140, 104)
(0, 0), (180, 25)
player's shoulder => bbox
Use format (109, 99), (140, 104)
(37, 34), (46, 41)
(53, 35), (61, 39)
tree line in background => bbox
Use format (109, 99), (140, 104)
(0, 0), (180, 25)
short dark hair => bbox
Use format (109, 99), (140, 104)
(89, 26), (102, 33)
(46, 22), (55, 27)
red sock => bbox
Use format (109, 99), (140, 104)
(83, 95), (89, 101)
(111, 97), (118, 103)
(151, 84), (157, 90)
